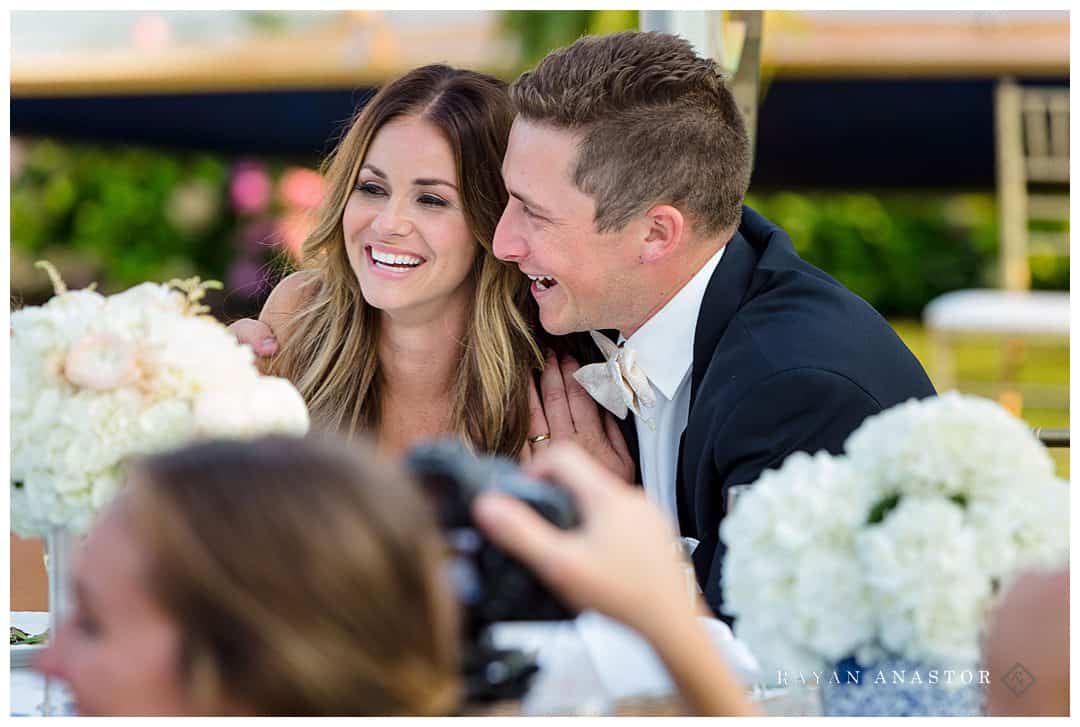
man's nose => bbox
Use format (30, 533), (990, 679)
(493, 207), (526, 262)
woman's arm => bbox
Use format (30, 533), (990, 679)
(472, 442), (759, 716)
(257, 270), (317, 339)
(631, 605), (758, 716)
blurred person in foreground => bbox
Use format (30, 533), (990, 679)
(228, 64), (631, 477)
(983, 567), (1069, 716)
(491, 31), (936, 615)
(34, 435), (755, 716)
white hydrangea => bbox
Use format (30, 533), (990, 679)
(721, 392), (1068, 678)
(845, 392), (1054, 503)
(856, 497), (990, 669)
(722, 451), (877, 674)
(968, 475), (1070, 580)
(11, 275), (310, 538)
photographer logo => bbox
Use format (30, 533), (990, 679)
(1001, 663), (1035, 697)
(776, 668), (991, 688)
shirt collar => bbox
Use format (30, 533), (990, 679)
(622, 245), (726, 400)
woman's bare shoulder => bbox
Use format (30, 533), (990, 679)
(259, 269), (321, 330)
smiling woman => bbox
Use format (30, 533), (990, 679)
(344, 115), (478, 320)
(239, 64), (545, 457)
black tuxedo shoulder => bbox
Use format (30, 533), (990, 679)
(691, 205), (934, 421)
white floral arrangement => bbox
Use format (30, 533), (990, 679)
(11, 263), (310, 537)
(721, 392), (1068, 676)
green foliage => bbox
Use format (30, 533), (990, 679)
(244, 11), (291, 33)
(501, 10), (639, 70)
(745, 190), (1069, 317)
(11, 138), (235, 299)
(867, 493), (901, 525)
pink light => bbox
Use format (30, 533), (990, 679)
(230, 161), (272, 216)
(278, 167), (325, 210)
(278, 210), (315, 262)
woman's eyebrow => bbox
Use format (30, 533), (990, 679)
(413, 177), (457, 190)
(360, 165), (456, 190)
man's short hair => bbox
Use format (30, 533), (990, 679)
(509, 30), (752, 237)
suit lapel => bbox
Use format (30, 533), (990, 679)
(688, 227), (760, 405)
(677, 208), (767, 535)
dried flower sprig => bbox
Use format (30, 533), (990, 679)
(165, 277), (224, 316)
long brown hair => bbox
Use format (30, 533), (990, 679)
(270, 65), (541, 455)
(125, 435), (460, 716)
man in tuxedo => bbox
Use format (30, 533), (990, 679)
(493, 30), (936, 616)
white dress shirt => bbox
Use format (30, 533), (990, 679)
(621, 246), (725, 527)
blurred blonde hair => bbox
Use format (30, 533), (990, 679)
(125, 435), (461, 716)
(270, 65), (542, 455)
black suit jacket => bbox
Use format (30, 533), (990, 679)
(597, 206), (936, 618)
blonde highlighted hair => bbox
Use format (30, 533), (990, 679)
(125, 435), (461, 716)
(270, 65), (542, 455)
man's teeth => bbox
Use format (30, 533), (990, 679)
(371, 249), (424, 267)
(527, 274), (557, 290)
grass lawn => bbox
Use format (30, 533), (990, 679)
(890, 319), (1070, 479)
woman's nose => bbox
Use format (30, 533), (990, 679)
(370, 201), (413, 238)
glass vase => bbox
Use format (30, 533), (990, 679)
(42, 527), (78, 716)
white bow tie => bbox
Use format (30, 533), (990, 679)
(572, 330), (657, 426)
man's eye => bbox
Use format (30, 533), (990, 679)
(356, 182), (386, 196)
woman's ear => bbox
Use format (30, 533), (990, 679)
(639, 205), (685, 264)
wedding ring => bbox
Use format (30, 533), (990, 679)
(527, 433), (551, 444)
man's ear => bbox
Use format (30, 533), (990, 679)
(640, 204), (685, 264)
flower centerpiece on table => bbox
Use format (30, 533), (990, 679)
(720, 392), (1068, 716)
(11, 263), (310, 538)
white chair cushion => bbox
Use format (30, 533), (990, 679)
(923, 289), (1069, 336)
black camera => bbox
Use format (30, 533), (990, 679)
(405, 438), (580, 632)
(404, 439), (580, 702)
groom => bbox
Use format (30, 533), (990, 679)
(494, 31), (936, 616)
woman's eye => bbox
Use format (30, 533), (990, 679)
(418, 194), (448, 208)
(356, 182), (386, 196)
